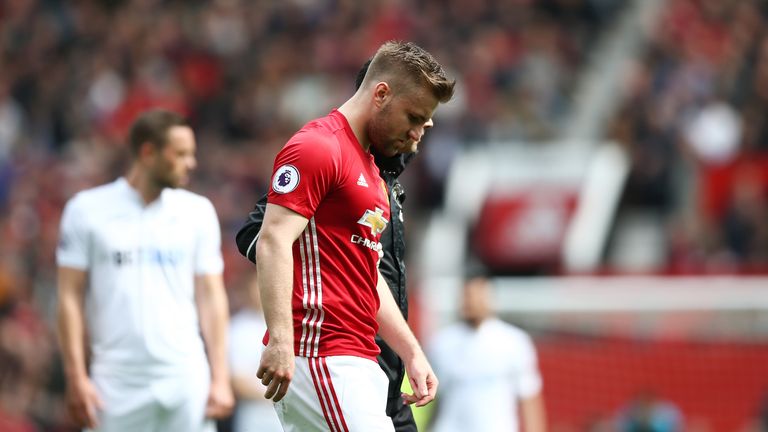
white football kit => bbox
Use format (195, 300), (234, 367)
(228, 309), (283, 432)
(57, 177), (224, 432)
(428, 318), (543, 432)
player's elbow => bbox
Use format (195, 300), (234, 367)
(254, 230), (290, 263)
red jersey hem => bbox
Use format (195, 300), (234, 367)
(294, 350), (379, 363)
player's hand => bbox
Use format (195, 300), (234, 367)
(65, 376), (103, 429)
(402, 351), (439, 407)
(257, 341), (295, 402)
(205, 377), (235, 419)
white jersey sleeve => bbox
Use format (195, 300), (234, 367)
(56, 195), (90, 270)
(514, 330), (543, 399)
(194, 198), (224, 275)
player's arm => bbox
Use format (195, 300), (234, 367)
(520, 393), (547, 432)
(195, 272), (234, 418)
(375, 269), (438, 407)
(57, 266), (103, 429)
(255, 203), (309, 402)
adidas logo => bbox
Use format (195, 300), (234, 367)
(357, 173), (369, 187)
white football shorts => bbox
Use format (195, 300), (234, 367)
(274, 355), (393, 432)
(87, 365), (214, 432)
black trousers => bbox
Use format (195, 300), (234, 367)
(388, 395), (417, 432)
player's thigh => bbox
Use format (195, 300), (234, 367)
(87, 407), (161, 432)
(157, 412), (215, 432)
(155, 372), (213, 432)
(274, 357), (327, 431)
(329, 356), (392, 432)
(88, 377), (158, 432)
(276, 356), (393, 432)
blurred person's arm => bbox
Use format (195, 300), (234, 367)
(520, 393), (547, 432)
(517, 330), (547, 432)
(57, 266), (102, 429)
(195, 272), (235, 419)
(230, 271), (272, 402)
(376, 269), (438, 407)
(231, 374), (269, 401)
(255, 203), (308, 402)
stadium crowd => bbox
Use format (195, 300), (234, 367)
(613, 0), (768, 273)
(4, 0), (768, 430)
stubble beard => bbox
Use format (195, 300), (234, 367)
(151, 165), (182, 190)
(368, 105), (400, 157)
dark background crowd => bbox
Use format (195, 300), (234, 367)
(1, 0), (767, 430)
(612, 0), (768, 274)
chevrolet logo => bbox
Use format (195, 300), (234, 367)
(357, 207), (389, 236)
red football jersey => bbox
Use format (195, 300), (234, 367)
(266, 110), (390, 360)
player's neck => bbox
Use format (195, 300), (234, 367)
(337, 97), (371, 153)
(463, 313), (494, 330)
(464, 317), (485, 330)
(126, 166), (163, 205)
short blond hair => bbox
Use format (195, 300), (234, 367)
(364, 41), (455, 103)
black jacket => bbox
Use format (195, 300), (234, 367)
(235, 152), (416, 429)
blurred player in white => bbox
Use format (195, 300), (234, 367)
(56, 109), (234, 431)
(228, 276), (283, 432)
(428, 275), (547, 432)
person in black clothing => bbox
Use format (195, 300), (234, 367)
(235, 59), (418, 431)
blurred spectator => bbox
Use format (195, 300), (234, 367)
(616, 391), (683, 432)
(754, 390), (768, 432)
(0, 81), (24, 163)
(0, 282), (66, 431)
